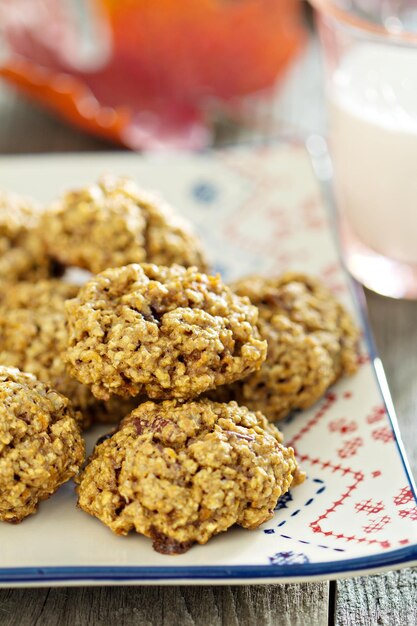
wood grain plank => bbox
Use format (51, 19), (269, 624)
(0, 83), (112, 154)
(0, 584), (329, 626)
(335, 568), (417, 626)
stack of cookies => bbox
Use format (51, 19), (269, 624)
(0, 177), (360, 553)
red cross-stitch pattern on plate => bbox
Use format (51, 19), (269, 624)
(299, 456), (385, 548)
(328, 418), (358, 435)
(363, 516), (392, 534)
(288, 393), (337, 448)
(394, 487), (415, 506)
(367, 405), (386, 424)
(355, 499), (385, 515)
(399, 508), (417, 521)
(217, 149), (345, 279)
(337, 437), (364, 459)
(372, 426), (395, 443)
(282, 367), (416, 551)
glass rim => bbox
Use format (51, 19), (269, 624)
(308, 0), (417, 44)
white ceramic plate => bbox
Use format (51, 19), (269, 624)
(0, 145), (416, 587)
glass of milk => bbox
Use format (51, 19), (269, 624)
(310, 0), (417, 299)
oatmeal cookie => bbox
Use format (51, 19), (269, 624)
(211, 272), (360, 421)
(77, 399), (302, 553)
(0, 190), (56, 283)
(41, 176), (207, 274)
(0, 366), (85, 523)
(0, 280), (136, 428)
(65, 264), (267, 401)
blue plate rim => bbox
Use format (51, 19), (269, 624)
(1, 545), (417, 583)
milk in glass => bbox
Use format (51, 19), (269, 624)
(330, 44), (417, 265)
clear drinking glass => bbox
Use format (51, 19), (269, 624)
(310, 0), (417, 299)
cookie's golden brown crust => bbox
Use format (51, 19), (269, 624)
(41, 176), (207, 273)
(0, 191), (56, 283)
(65, 264), (267, 401)
(212, 272), (360, 421)
(77, 399), (301, 553)
(0, 280), (137, 428)
(0, 367), (85, 523)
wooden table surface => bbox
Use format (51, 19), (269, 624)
(0, 39), (416, 626)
